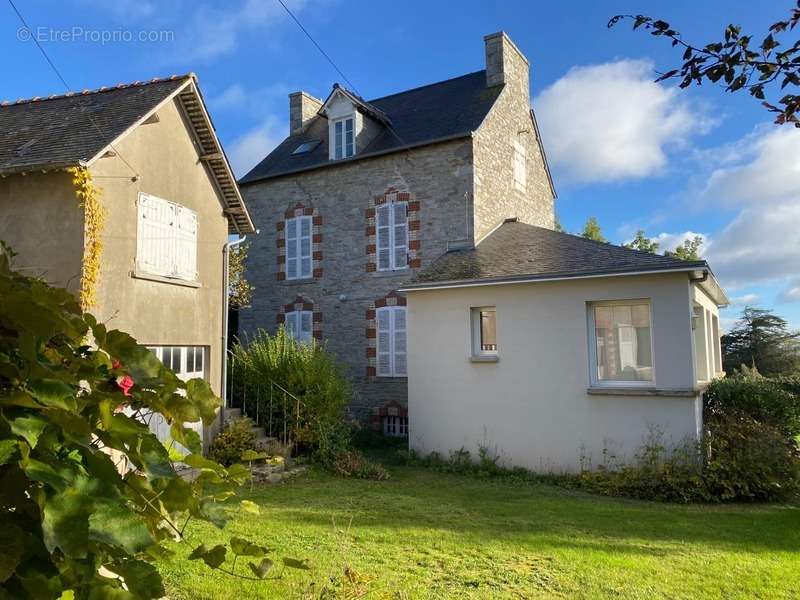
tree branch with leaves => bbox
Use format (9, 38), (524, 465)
(609, 3), (800, 126)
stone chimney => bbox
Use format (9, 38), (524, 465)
(288, 91), (323, 135)
(484, 32), (530, 101)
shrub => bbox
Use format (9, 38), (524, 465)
(230, 329), (350, 453)
(0, 244), (303, 598)
(704, 374), (800, 437)
(703, 414), (800, 502)
(332, 450), (389, 480)
(208, 418), (257, 466)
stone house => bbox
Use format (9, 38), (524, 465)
(0, 74), (254, 446)
(239, 32), (555, 429)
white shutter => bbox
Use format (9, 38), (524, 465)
(393, 307), (407, 376)
(137, 193), (173, 277)
(376, 205), (391, 271)
(377, 307), (392, 376)
(175, 206), (198, 280)
(286, 218), (298, 279)
(299, 216), (312, 278)
(285, 311), (298, 338)
(300, 311), (313, 343)
(392, 202), (408, 270)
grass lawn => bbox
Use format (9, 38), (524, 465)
(159, 465), (800, 599)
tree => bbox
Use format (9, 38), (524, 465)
(554, 215), (566, 233)
(665, 235), (703, 260)
(624, 230), (660, 253)
(609, 5), (800, 126)
(229, 242), (254, 308)
(722, 306), (800, 375)
(0, 243), (302, 598)
(581, 217), (607, 242)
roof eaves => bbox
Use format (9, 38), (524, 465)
(400, 262), (710, 292)
(239, 130), (475, 185)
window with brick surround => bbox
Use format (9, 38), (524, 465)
(285, 215), (312, 279)
(376, 305), (407, 377)
(383, 415), (408, 437)
(376, 201), (408, 271)
(285, 310), (313, 343)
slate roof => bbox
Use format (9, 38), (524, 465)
(0, 75), (253, 233)
(0, 77), (187, 175)
(404, 221), (709, 289)
(239, 70), (503, 184)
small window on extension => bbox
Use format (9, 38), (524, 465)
(471, 307), (498, 359)
(291, 140), (321, 155)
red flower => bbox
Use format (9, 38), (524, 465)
(112, 359), (122, 370)
(116, 375), (134, 397)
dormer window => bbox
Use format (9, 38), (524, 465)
(332, 116), (354, 159)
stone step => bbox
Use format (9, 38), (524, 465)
(225, 408), (242, 421)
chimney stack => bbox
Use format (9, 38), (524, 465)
(289, 91), (323, 135)
(484, 32), (530, 100)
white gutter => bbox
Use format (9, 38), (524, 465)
(220, 234), (249, 431)
(400, 266), (711, 293)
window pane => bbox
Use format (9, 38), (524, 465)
(480, 310), (497, 351)
(335, 121), (343, 159)
(300, 258), (312, 277)
(300, 216), (311, 237)
(594, 304), (652, 382)
(286, 218), (297, 239)
(345, 119), (354, 157)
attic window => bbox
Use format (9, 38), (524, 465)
(292, 140), (320, 155)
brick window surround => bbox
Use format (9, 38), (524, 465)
(365, 189), (421, 273)
(365, 290), (406, 377)
(276, 295), (323, 341)
(370, 400), (408, 432)
(276, 203), (323, 281)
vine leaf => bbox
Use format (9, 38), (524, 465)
(230, 537), (269, 557)
(282, 558), (310, 570)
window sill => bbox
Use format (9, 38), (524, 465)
(470, 355), (499, 363)
(281, 277), (317, 286)
(372, 269), (409, 279)
(587, 387), (698, 398)
(132, 269), (200, 288)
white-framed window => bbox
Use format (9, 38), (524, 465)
(588, 301), (654, 386)
(147, 346), (206, 381)
(285, 310), (313, 344)
(383, 415), (408, 437)
(285, 215), (312, 280)
(376, 201), (408, 271)
(711, 314), (722, 374)
(136, 193), (198, 281)
(376, 306), (407, 377)
(332, 116), (355, 160)
(513, 140), (527, 192)
(471, 307), (498, 356)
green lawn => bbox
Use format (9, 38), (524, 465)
(159, 466), (800, 599)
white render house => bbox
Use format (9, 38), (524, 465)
(401, 220), (728, 472)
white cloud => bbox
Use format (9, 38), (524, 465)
(706, 201), (800, 291)
(183, 0), (311, 62)
(534, 59), (709, 185)
(780, 284), (800, 303)
(702, 126), (800, 206)
(228, 116), (284, 178)
(652, 231), (709, 255)
(78, 0), (156, 19)
(730, 293), (760, 306)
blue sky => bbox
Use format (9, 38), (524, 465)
(3, 0), (799, 330)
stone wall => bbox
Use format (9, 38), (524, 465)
(473, 33), (555, 242)
(239, 139), (474, 420)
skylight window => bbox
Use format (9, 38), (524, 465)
(291, 140), (320, 155)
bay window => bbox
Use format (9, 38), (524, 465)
(589, 301), (653, 386)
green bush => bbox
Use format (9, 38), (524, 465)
(703, 414), (800, 501)
(230, 328), (350, 453)
(704, 374), (800, 437)
(332, 450), (389, 480)
(208, 418), (257, 466)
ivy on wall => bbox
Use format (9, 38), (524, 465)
(68, 167), (105, 310)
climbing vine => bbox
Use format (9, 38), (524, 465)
(69, 166), (105, 310)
